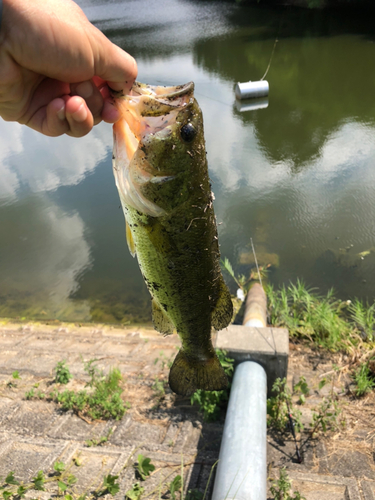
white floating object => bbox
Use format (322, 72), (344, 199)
(235, 80), (269, 100)
(235, 97), (268, 113)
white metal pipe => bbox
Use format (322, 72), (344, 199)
(235, 80), (269, 100)
(212, 361), (267, 500)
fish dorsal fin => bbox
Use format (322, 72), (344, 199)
(126, 221), (136, 257)
(152, 299), (174, 335)
(211, 278), (233, 330)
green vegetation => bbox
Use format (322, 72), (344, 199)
(353, 362), (375, 396)
(134, 454), (155, 481)
(125, 483), (144, 500)
(348, 299), (375, 341)
(266, 280), (375, 397)
(0, 452), (212, 500)
(190, 350), (234, 421)
(125, 454), (196, 500)
(270, 468), (306, 500)
(85, 428), (113, 447)
(266, 280), (373, 351)
(310, 397), (343, 435)
(221, 256), (268, 295)
(26, 359), (129, 421)
(0, 461), (120, 500)
(55, 360), (73, 385)
(267, 378), (303, 432)
(267, 377), (344, 436)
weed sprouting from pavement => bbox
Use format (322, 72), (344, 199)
(134, 454), (155, 481)
(85, 428), (113, 447)
(270, 467), (306, 500)
(54, 360), (73, 385)
(0, 461), (121, 500)
(26, 359), (129, 421)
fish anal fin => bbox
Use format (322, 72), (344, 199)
(168, 349), (228, 396)
(152, 299), (174, 335)
(211, 279), (233, 330)
(126, 220), (136, 257)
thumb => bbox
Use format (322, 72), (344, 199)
(91, 28), (137, 93)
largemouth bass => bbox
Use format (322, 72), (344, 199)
(112, 81), (233, 396)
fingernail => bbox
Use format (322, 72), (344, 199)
(72, 103), (88, 122)
(56, 105), (65, 121)
(75, 81), (93, 99)
(57, 104), (65, 120)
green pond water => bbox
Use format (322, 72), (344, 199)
(1, 0), (375, 324)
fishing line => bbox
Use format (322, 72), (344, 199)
(251, 237), (263, 289)
(260, 38), (278, 81)
(260, 8), (285, 81)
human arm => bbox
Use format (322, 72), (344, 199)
(0, 0), (137, 137)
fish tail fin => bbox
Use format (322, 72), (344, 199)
(169, 349), (228, 396)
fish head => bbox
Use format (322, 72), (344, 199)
(112, 82), (207, 217)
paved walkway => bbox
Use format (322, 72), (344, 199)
(0, 322), (374, 499)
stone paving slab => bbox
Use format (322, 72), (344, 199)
(0, 322), (375, 499)
(287, 471), (361, 500)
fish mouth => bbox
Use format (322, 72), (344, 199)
(112, 81), (194, 115)
(112, 82), (194, 217)
(113, 81), (194, 144)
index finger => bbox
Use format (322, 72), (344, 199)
(91, 29), (137, 94)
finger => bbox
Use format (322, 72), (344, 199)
(70, 79), (104, 126)
(43, 98), (70, 136)
(25, 97), (69, 137)
(90, 29), (137, 93)
(101, 99), (120, 124)
(64, 95), (94, 138)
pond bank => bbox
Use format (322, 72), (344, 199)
(0, 321), (375, 499)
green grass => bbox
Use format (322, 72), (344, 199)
(353, 362), (375, 396)
(266, 279), (375, 351)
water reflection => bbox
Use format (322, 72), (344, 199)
(0, 120), (110, 202)
(0, 194), (92, 320)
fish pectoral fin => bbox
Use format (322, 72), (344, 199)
(152, 299), (174, 335)
(169, 349), (228, 396)
(126, 220), (136, 257)
(211, 279), (233, 330)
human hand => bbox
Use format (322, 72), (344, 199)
(0, 0), (137, 137)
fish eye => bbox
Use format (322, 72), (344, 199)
(180, 122), (197, 142)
